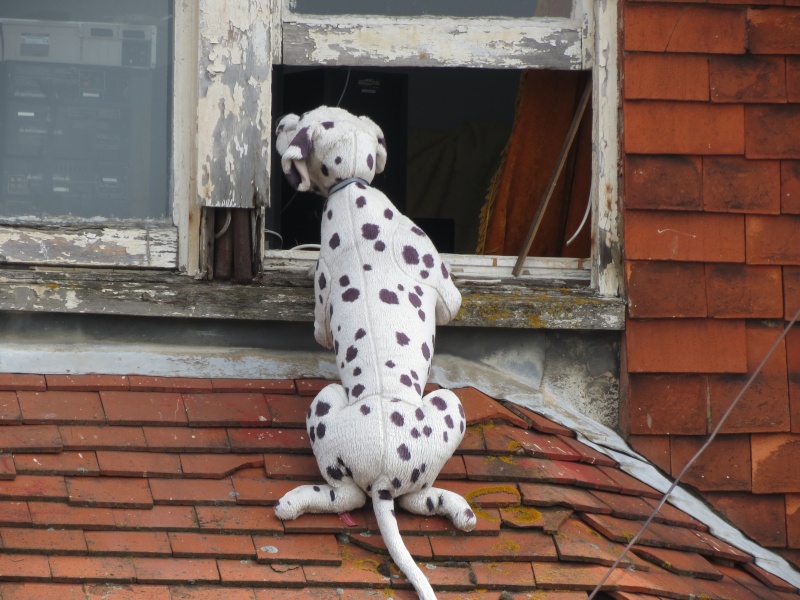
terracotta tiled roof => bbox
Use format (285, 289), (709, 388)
(0, 374), (796, 599)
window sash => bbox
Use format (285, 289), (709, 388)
(271, 0), (621, 298)
(0, 2), (187, 271)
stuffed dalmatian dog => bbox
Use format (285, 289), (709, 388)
(273, 106), (476, 600)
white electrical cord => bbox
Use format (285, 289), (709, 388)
(565, 185), (593, 246)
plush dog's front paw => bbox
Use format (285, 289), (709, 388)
(273, 495), (301, 521)
(453, 504), (478, 532)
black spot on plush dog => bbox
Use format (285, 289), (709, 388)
(273, 107), (475, 600)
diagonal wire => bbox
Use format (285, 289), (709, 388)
(587, 307), (800, 599)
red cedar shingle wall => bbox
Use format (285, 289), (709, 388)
(620, 0), (800, 569)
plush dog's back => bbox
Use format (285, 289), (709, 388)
(314, 181), (459, 406)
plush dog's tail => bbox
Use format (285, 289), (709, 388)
(372, 488), (436, 600)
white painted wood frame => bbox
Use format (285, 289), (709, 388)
(269, 0), (622, 298)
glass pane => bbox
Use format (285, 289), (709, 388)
(0, 0), (172, 219)
(290, 0), (572, 19)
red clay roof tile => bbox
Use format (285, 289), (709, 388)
(0, 475), (68, 502)
(282, 510), (368, 534)
(0, 375), (793, 599)
(84, 531), (171, 557)
(96, 451), (182, 478)
(0, 392), (22, 423)
(149, 478), (236, 506)
(395, 561), (474, 590)
(456, 424), (486, 454)
(142, 427), (229, 453)
(169, 532), (256, 559)
(631, 546), (723, 580)
(60, 425), (147, 451)
(435, 481), (521, 508)
(179, 454), (263, 479)
(0, 501), (31, 526)
(183, 393), (271, 427)
(453, 388), (529, 429)
(217, 558), (306, 586)
(1, 582), (88, 600)
(0, 425), (63, 453)
(483, 424), (581, 462)
(552, 518), (650, 569)
(132, 557), (219, 585)
(264, 395), (312, 428)
(112, 505), (198, 531)
(18, 392), (105, 425)
(230, 470), (310, 506)
(0, 527), (87, 554)
(195, 506), (283, 534)
(45, 375), (130, 392)
(511, 406), (575, 438)
(559, 438), (617, 468)
(231, 428), (311, 454)
(0, 454), (17, 479)
(49, 555), (136, 583)
(127, 377), (213, 393)
(28, 502), (116, 530)
(471, 561), (536, 589)
(14, 452), (99, 477)
(66, 477), (153, 509)
(499, 505), (572, 534)
(101, 392), (187, 427)
(254, 533), (340, 565)
(295, 379), (336, 397)
(0, 553), (53, 581)
(211, 379), (296, 394)
(520, 482), (612, 514)
(0, 374), (46, 392)
(348, 529), (433, 559)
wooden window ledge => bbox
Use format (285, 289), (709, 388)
(0, 268), (625, 330)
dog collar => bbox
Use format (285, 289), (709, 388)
(328, 177), (370, 195)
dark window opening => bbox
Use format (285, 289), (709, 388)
(270, 66), (592, 259)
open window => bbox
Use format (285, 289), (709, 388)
(265, 0), (621, 299)
(0, 0), (179, 269)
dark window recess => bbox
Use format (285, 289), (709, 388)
(271, 66), (521, 255)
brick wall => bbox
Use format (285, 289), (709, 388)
(620, 0), (800, 567)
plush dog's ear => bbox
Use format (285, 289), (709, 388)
(358, 115), (387, 174)
(279, 121), (316, 192)
(275, 114), (300, 155)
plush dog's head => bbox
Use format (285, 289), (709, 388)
(275, 106), (387, 196)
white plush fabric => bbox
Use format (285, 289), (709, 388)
(273, 107), (476, 600)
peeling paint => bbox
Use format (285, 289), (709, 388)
(282, 19), (584, 69)
(197, 0), (272, 209)
(0, 226), (177, 269)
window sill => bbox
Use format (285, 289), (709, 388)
(0, 267), (625, 330)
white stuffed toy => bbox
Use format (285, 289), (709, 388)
(273, 106), (476, 600)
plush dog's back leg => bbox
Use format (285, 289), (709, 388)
(274, 481), (367, 521)
(398, 488), (477, 532)
(372, 486), (436, 600)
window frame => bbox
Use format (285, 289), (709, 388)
(0, 2), (188, 270)
(0, 0), (623, 330)
(270, 0), (621, 299)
